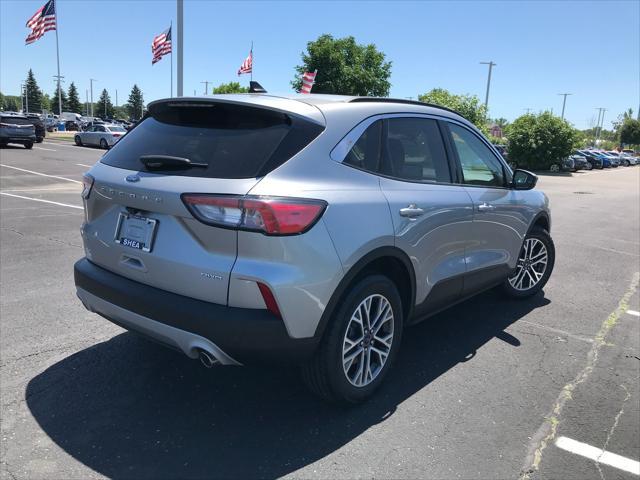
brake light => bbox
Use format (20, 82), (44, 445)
(182, 195), (327, 235)
(81, 174), (94, 199)
(112, 133), (122, 137)
(257, 282), (282, 318)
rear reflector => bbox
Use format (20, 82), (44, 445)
(81, 174), (94, 199)
(181, 194), (327, 235)
(257, 282), (281, 318)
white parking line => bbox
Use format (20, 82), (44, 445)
(76, 163), (93, 168)
(555, 436), (640, 475)
(627, 310), (640, 317)
(34, 146), (57, 152)
(0, 164), (82, 184)
(42, 141), (78, 149)
(0, 192), (83, 210)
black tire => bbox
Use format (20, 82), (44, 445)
(100, 138), (108, 150)
(503, 227), (555, 298)
(301, 275), (404, 404)
(75, 135), (82, 146)
(36, 137), (43, 143)
(24, 142), (33, 150)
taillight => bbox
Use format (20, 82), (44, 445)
(181, 195), (327, 235)
(112, 133), (122, 137)
(81, 174), (94, 199)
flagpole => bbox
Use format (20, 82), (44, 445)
(170, 21), (173, 97)
(54, 1), (62, 116)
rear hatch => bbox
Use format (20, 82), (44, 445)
(82, 97), (324, 305)
(1, 116), (35, 138)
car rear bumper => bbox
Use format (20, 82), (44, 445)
(74, 258), (319, 364)
(0, 135), (36, 143)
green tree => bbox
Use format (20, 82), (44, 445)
(493, 117), (509, 129)
(418, 88), (487, 129)
(619, 118), (640, 146)
(3, 95), (19, 112)
(41, 93), (51, 113)
(97, 89), (115, 118)
(212, 81), (249, 94)
(51, 88), (68, 115)
(292, 34), (392, 96)
(507, 112), (578, 170)
(24, 69), (43, 113)
(66, 82), (82, 113)
(126, 84), (144, 120)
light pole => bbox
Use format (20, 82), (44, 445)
(558, 93), (572, 119)
(201, 81), (211, 95)
(90, 79), (98, 117)
(177, 0), (183, 96)
(595, 107), (607, 146)
(85, 90), (89, 116)
(480, 61), (496, 113)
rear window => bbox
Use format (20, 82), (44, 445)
(100, 102), (324, 178)
(107, 126), (126, 132)
(1, 117), (33, 126)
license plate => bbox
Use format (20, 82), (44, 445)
(114, 213), (157, 252)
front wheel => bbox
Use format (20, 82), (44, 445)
(503, 228), (555, 298)
(586, 162), (593, 170)
(549, 164), (560, 172)
(24, 142), (33, 150)
(301, 275), (403, 404)
(74, 135), (82, 146)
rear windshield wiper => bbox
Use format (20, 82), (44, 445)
(140, 155), (207, 170)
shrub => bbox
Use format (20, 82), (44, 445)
(507, 112), (578, 170)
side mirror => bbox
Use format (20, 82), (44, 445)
(511, 169), (538, 190)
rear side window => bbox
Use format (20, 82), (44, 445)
(343, 120), (382, 172)
(381, 118), (451, 183)
(100, 102), (324, 178)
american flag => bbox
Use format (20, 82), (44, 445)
(152, 26), (172, 65)
(25, 0), (57, 45)
(237, 49), (253, 76)
(300, 70), (317, 94)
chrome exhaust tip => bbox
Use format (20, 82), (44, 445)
(198, 349), (219, 368)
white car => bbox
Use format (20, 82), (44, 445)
(619, 153), (638, 166)
(74, 124), (126, 149)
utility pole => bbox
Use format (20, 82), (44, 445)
(19, 84), (24, 112)
(558, 93), (572, 119)
(90, 79), (97, 117)
(23, 84), (29, 113)
(595, 107), (607, 146)
(53, 74), (64, 113)
(200, 81), (211, 95)
(115, 89), (118, 108)
(480, 61), (496, 113)
(85, 89), (89, 116)
(177, 0), (183, 96)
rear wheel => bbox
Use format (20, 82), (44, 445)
(301, 275), (403, 404)
(74, 135), (82, 146)
(24, 142), (33, 150)
(586, 162), (593, 170)
(100, 138), (108, 149)
(503, 227), (555, 298)
(549, 164), (560, 172)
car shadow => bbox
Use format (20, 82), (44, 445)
(26, 289), (550, 479)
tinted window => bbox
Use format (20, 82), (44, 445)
(107, 126), (126, 132)
(1, 116), (32, 126)
(343, 120), (382, 172)
(449, 123), (505, 187)
(381, 118), (451, 183)
(100, 102), (324, 178)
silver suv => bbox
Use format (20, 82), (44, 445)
(75, 94), (554, 403)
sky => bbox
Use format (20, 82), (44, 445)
(1, 0), (638, 129)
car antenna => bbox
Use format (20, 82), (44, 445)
(249, 81), (267, 93)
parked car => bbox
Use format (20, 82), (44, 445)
(74, 123), (126, 148)
(569, 154), (591, 171)
(549, 157), (575, 172)
(0, 114), (36, 148)
(75, 95), (555, 403)
(64, 120), (79, 131)
(80, 120), (105, 132)
(600, 152), (620, 167)
(576, 150), (604, 169)
(620, 153), (639, 166)
(25, 114), (46, 142)
(589, 151), (613, 168)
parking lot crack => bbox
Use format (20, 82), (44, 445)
(594, 384), (631, 480)
(519, 272), (640, 480)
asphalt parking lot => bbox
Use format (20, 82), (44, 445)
(1, 141), (639, 480)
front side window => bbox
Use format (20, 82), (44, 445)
(449, 123), (505, 187)
(381, 117), (451, 183)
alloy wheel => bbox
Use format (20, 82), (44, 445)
(508, 238), (548, 291)
(342, 294), (394, 387)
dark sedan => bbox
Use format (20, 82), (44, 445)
(576, 150), (603, 169)
(26, 114), (46, 143)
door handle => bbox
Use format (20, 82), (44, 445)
(399, 204), (425, 218)
(477, 202), (496, 212)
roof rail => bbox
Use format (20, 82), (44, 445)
(348, 97), (463, 117)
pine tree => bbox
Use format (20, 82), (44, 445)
(126, 84), (144, 120)
(51, 88), (68, 115)
(24, 69), (44, 113)
(67, 82), (82, 113)
(97, 89), (115, 119)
